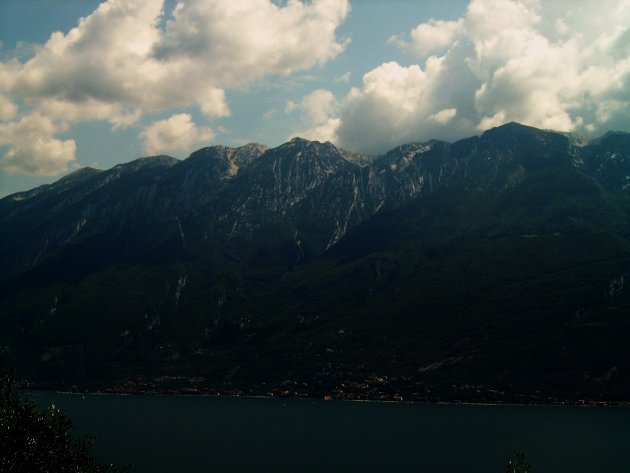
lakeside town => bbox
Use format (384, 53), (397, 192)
(23, 373), (626, 407)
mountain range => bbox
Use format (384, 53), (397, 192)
(2, 122), (630, 403)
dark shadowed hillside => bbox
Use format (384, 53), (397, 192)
(2, 123), (630, 403)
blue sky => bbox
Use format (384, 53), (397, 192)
(1, 0), (630, 196)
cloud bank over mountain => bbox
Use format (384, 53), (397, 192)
(299, 0), (630, 153)
(0, 0), (350, 175)
(2, 0), (630, 174)
(139, 113), (215, 155)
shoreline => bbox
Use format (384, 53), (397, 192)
(25, 386), (630, 408)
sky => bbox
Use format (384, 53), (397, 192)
(1, 0), (630, 197)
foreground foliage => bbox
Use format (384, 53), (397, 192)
(0, 369), (129, 472)
(506, 453), (531, 473)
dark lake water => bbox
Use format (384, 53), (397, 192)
(30, 392), (630, 473)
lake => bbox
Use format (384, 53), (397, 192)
(30, 392), (630, 473)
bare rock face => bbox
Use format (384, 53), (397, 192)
(4, 123), (628, 277)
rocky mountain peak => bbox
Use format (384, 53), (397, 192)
(3, 123), (630, 404)
(112, 155), (179, 175)
(4, 122), (630, 275)
(184, 143), (267, 177)
(57, 167), (103, 184)
(480, 121), (539, 138)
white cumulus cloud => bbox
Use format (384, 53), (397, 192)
(0, 113), (76, 176)
(390, 19), (463, 57)
(335, 0), (630, 153)
(428, 108), (458, 125)
(335, 71), (351, 83)
(0, 0), (350, 174)
(0, 95), (17, 121)
(287, 89), (340, 143)
(336, 59), (470, 153)
(299, 89), (337, 125)
(139, 113), (215, 155)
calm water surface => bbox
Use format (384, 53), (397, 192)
(30, 392), (630, 473)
